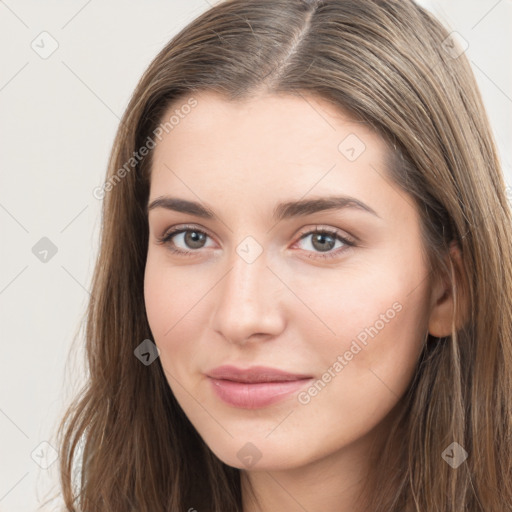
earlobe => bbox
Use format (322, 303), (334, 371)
(427, 241), (466, 338)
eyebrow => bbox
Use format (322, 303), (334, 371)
(147, 195), (380, 221)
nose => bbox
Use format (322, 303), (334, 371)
(211, 245), (286, 345)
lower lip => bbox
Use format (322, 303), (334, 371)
(208, 377), (312, 409)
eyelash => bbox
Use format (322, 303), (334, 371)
(156, 224), (356, 260)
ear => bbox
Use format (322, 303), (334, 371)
(427, 240), (467, 338)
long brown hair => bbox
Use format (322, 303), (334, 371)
(50, 0), (512, 510)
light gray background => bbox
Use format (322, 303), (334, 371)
(0, 1), (510, 510)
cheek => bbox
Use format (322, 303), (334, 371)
(296, 256), (430, 427)
(143, 253), (216, 382)
(144, 250), (208, 338)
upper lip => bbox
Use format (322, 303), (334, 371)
(206, 365), (312, 383)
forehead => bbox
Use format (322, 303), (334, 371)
(148, 91), (393, 219)
(154, 90), (380, 157)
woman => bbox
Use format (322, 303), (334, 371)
(54, 0), (512, 510)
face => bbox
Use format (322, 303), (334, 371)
(144, 91), (436, 472)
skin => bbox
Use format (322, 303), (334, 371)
(143, 91), (456, 511)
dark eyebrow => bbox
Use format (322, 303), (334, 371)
(147, 195), (380, 221)
(273, 195), (380, 220)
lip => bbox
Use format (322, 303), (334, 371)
(206, 365), (313, 409)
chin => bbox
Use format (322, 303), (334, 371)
(205, 436), (306, 472)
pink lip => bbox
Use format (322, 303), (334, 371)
(206, 365), (313, 409)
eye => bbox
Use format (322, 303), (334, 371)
(156, 224), (356, 260)
(293, 226), (355, 260)
(156, 225), (214, 256)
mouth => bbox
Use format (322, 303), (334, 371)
(206, 365), (314, 409)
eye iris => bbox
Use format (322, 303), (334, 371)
(312, 233), (335, 252)
(185, 231), (206, 249)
